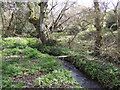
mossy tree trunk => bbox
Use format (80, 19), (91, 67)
(38, 2), (48, 45)
(27, 2), (48, 45)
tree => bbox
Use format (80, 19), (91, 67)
(45, 0), (78, 33)
(1, 2), (30, 37)
(93, 0), (102, 56)
(27, 1), (48, 45)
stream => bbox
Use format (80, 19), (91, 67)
(60, 60), (103, 89)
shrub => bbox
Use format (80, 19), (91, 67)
(39, 46), (76, 56)
(46, 39), (57, 46)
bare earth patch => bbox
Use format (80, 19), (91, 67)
(12, 72), (46, 88)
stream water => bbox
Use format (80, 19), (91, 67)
(60, 60), (103, 89)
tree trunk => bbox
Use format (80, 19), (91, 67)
(38, 2), (47, 45)
(94, 0), (102, 56)
(36, 25), (46, 45)
(27, 2), (47, 45)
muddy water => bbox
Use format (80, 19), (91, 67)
(60, 60), (103, 89)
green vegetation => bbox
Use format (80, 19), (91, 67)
(35, 70), (80, 88)
(38, 46), (78, 56)
(35, 43), (120, 88)
(1, 1), (120, 89)
(2, 38), (81, 88)
(2, 38), (38, 49)
(2, 37), (120, 88)
(63, 55), (120, 88)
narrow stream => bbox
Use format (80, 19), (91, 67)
(60, 60), (103, 89)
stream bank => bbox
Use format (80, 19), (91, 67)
(60, 55), (120, 89)
(60, 60), (103, 89)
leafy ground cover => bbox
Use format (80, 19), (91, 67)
(2, 37), (81, 88)
(24, 38), (119, 89)
(64, 55), (120, 89)
(2, 37), (120, 89)
(41, 45), (120, 89)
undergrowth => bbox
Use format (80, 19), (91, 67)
(64, 55), (120, 89)
(2, 37), (81, 88)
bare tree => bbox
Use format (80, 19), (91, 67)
(45, 0), (77, 33)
